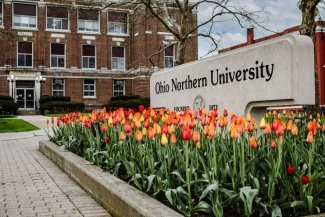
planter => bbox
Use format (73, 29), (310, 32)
(39, 140), (182, 217)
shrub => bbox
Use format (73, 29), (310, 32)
(0, 100), (19, 114)
(40, 101), (84, 114)
(109, 95), (140, 102)
(0, 95), (14, 102)
(39, 95), (71, 104)
(104, 98), (144, 111)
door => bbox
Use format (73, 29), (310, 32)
(16, 88), (34, 109)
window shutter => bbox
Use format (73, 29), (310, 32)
(79, 9), (99, 21)
(108, 11), (127, 23)
(83, 45), (95, 56)
(112, 47), (124, 57)
(51, 43), (65, 55)
(14, 3), (36, 16)
(18, 42), (33, 54)
(47, 6), (68, 18)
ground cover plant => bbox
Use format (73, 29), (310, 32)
(0, 119), (39, 132)
(48, 107), (325, 217)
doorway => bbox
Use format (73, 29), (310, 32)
(16, 88), (35, 109)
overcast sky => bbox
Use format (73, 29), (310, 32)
(197, 0), (325, 58)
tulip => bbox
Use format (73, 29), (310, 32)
(271, 139), (277, 149)
(148, 127), (155, 139)
(250, 136), (257, 149)
(191, 131), (200, 143)
(259, 117), (266, 129)
(83, 120), (89, 128)
(302, 175), (311, 184)
(103, 137), (110, 143)
(306, 131), (314, 144)
(219, 116), (228, 128)
(291, 124), (298, 136)
(101, 124), (107, 133)
(124, 122), (132, 134)
(181, 126), (191, 141)
(275, 120), (284, 136)
(286, 120), (293, 131)
(162, 124), (169, 134)
(230, 114), (238, 123)
(264, 124), (271, 135)
(223, 109), (228, 117)
(119, 132), (125, 141)
(196, 142), (201, 149)
(51, 117), (55, 125)
(307, 121), (317, 135)
(135, 130), (143, 142)
(142, 128), (147, 137)
(287, 165), (295, 175)
(170, 133), (177, 144)
(230, 124), (239, 139)
(138, 105), (145, 112)
(161, 133), (168, 145)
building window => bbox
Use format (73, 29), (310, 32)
(78, 9), (99, 32)
(83, 79), (96, 97)
(112, 46), (125, 70)
(0, 1), (3, 26)
(51, 43), (65, 68)
(108, 11), (128, 35)
(47, 6), (69, 31)
(52, 78), (65, 96)
(82, 45), (96, 69)
(164, 45), (174, 68)
(13, 3), (37, 28)
(113, 80), (125, 96)
(17, 42), (33, 67)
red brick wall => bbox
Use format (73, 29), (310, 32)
(0, 77), (9, 96)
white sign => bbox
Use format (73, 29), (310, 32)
(18, 32), (33, 37)
(150, 35), (315, 117)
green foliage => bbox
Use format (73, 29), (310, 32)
(0, 99), (19, 114)
(110, 95), (140, 102)
(0, 95), (14, 102)
(40, 101), (84, 114)
(104, 96), (150, 111)
(39, 95), (71, 104)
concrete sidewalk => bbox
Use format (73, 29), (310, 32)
(0, 115), (112, 217)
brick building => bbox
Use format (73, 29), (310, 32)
(0, 0), (198, 111)
(219, 23), (325, 109)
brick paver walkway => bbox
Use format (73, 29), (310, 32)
(0, 116), (112, 217)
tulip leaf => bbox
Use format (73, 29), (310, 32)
(146, 175), (156, 192)
(239, 186), (258, 217)
(271, 205), (282, 217)
(291, 200), (306, 208)
(191, 201), (213, 215)
(171, 171), (186, 183)
(199, 181), (219, 201)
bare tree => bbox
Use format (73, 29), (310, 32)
(298, 0), (324, 109)
(76, 0), (263, 66)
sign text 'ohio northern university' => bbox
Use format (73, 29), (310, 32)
(150, 35), (315, 117)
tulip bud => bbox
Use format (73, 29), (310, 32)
(170, 133), (177, 144)
(271, 139), (277, 149)
(306, 131), (314, 144)
(135, 130), (142, 142)
(287, 165), (295, 175)
(181, 126), (191, 141)
(191, 131), (200, 143)
(302, 175), (311, 184)
(250, 136), (257, 149)
(161, 133), (168, 145)
(291, 125), (298, 136)
(119, 132), (125, 141)
(101, 124), (107, 133)
(259, 117), (266, 129)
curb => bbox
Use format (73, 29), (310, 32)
(39, 140), (183, 217)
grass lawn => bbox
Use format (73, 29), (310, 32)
(0, 119), (39, 133)
(0, 115), (15, 118)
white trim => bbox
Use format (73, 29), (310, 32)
(52, 78), (65, 96)
(157, 32), (173, 35)
(17, 41), (33, 68)
(81, 44), (96, 70)
(83, 79), (96, 98)
(145, 31), (152, 34)
(77, 9), (100, 34)
(0, 1), (3, 27)
(50, 42), (66, 69)
(316, 26), (325, 32)
(111, 46), (125, 71)
(45, 5), (70, 32)
(12, 2), (38, 29)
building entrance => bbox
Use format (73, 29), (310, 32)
(15, 81), (35, 109)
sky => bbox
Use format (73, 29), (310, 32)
(197, 0), (325, 58)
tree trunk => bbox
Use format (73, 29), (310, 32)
(175, 39), (187, 66)
(299, 0), (320, 110)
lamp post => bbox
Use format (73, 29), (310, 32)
(7, 75), (16, 99)
(35, 75), (46, 110)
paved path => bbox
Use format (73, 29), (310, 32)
(0, 115), (112, 217)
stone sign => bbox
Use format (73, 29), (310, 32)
(150, 35), (315, 118)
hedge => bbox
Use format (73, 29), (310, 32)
(40, 101), (84, 114)
(0, 100), (19, 114)
(104, 97), (150, 111)
(109, 95), (140, 102)
(39, 95), (71, 104)
(0, 95), (14, 102)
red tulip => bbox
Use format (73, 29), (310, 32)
(250, 136), (257, 149)
(124, 122), (132, 134)
(287, 165), (295, 175)
(302, 175), (311, 184)
(103, 137), (110, 143)
(271, 139), (277, 149)
(139, 105), (145, 112)
(275, 120), (284, 136)
(83, 120), (89, 128)
(223, 109), (228, 117)
(181, 126), (191, 141)
(101, 124), (107, 133)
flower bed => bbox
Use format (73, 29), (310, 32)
(48, 107), (325, 217)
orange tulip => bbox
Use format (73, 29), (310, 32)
(246, 113), (251, 122)
(135, 130), (143, 142)
(101, 124), (107, 133)
(264, 123), (271, 135)
(250, 136), (257, 149)
(271, 139), (277, 149)
(161, 133), (168, 145)
(208, 123), (217, 137)
(219, 116), (228, 128)
(124, 122), (132, 134)
(307, 121), (317, 135)
(286, 120), (293, 131)
(191, 131), (200, 143)
(291, 125), (298, 136)
(307, 131), (314, 144)
(275, 120), (284, 137)
(170, 133), (177, 144)
(148, 127), (155, 139)
(119, 132), (125, 141)
(230, 124), (239, 139)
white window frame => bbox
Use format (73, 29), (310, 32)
(111, 46), (125, 71)
(113, 80), (125, 97)
(17, 41), (33, 68)
(82, 45), (96, 69)
(50, 43), (66, 69)
(12, 3), (37, 29)
(77, 10), (100, 33)
(164, 45), (175, 68)
(0, 1), (3, 27)
(52, 78), (65, 96)
(107, 10), (128, 35)
(83, 79), (96, 98)
(46, 6), (69, 32)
